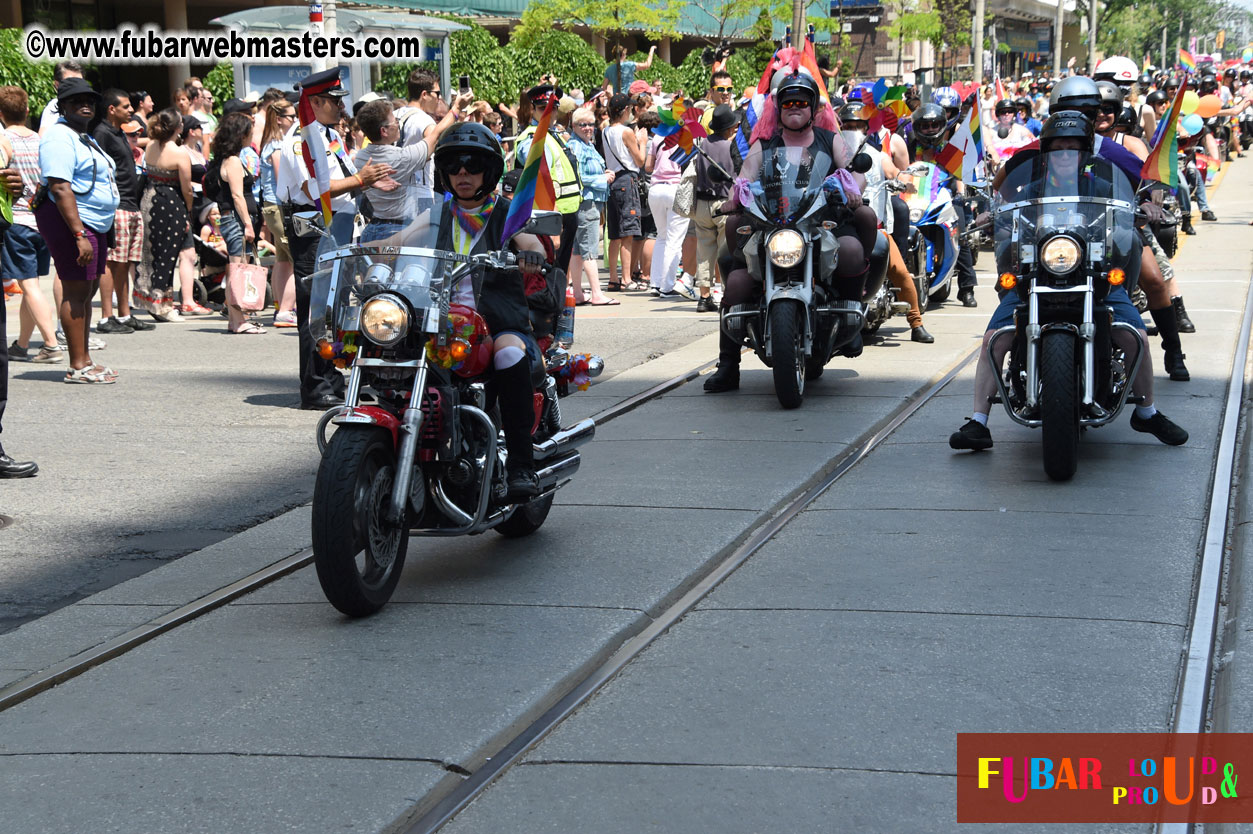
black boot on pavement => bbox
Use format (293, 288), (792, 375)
(696, 296), (717, 313)
(1181, 213), (1197, 235)
(1172, 296), (1195, 333)
(495, 360), (540, 502)
(122, 315), (156, 331)
(704, 331), (741, 392)
(957, 287), (978, 307)
(911, 325), (935, 343)
(949, 418), (993, 451)
(1202, 209), (1218, 221)
(1130, 410), (1189, 445)
(1150, 305), (1190, 381)
(0, 452), (38, 478)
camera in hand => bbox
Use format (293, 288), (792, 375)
(701, 40), (735, 67)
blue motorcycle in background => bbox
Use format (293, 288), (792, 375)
(897, 162), (959, 306)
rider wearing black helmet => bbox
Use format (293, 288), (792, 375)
(1015, 96), (1042, 135)
(951, 108), (1188, 451)
(430, 121), (550, 499)
(905, 101), (980, 307)
(705, 70), (882, 392)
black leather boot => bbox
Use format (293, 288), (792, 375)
(1150, 305), (1190, 381)
(495, 361), (540, 501)
(704, 331), (741, 392)
(1172, 296), (1195, 334)
(1181, 213), (1197, 235)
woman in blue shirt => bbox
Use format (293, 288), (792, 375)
(603, 45), (655, 96)
(33, 79), (120, 384)
(566, 107), (618, 306)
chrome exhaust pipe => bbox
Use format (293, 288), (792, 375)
(536, 451), (581, 489)
(534, 418), (596, 462)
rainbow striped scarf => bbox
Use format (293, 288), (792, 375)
(450, 193), (497, 244)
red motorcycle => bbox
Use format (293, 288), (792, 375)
(299, 208), (596, 617)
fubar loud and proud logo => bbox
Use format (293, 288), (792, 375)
(956, 733), (1251, 823)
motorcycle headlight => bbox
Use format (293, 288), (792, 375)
(767, 230), (806, 268)
(360, 294), (409, 346)
(909, 207), (924, 223)
(1040, 236), (1081, 274)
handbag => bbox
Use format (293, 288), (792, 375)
(672, 162), (697, 218)
(225, 246), (268, 312)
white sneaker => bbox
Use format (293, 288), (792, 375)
(673, 275), (698, 301)
(712, 286), (724, 305)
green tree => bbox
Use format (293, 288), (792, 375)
(377, 17), (519, 107)
(885, 0), (942, 79)
(0, 29), (56, 122)
(505, 30), (606, 97)
(514, 0), (681, 48)
(204, 62), (234, 115)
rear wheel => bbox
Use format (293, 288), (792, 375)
(769, 300), (806, 409)
(1039, 331), (1080, 482)
(931, 280), (951, 304)
(312, 427), (409, 617)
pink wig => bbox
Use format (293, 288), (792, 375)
(747, 48), (837, 145)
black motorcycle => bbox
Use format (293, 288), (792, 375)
(987, 150), (1146, 481)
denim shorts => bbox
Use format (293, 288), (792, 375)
(361, 219), (408, 245)
(986, 285), (1143, 331)
(217, 210), (245, 257)
(1, 223), (51, 280)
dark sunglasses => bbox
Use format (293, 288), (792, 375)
(779, 99), (810, 110)
(1099, 103), (1121, 114)
(713, 85), (735, 93)
(438, 153), (489, 176)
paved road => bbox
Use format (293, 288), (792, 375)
(1, 160), (1251, 833)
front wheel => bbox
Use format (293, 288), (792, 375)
(769, 300), (806, 409)
(312, 427), (410, 617)
(1039, 331), (1080, 482)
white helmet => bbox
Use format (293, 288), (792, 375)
(1094, 56), (1139, 84)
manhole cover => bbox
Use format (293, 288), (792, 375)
(0, 515), (13, 529)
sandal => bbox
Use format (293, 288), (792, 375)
(229, 321), (267, 335)
(180, 303), (214, 316)
(622, 280), (646, 291)
(65, 364), (117, 384)
(606, 281), (624, 291)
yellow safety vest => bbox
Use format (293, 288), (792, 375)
(516, 125), (583, 214)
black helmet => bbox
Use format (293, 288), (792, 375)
(994, 98), (1017, 115)
(1241, 70), (1252, 82)
(1015, 96), (1033, 113)
(1145, 89), (1168, 106)
(1095, 80), (1123, 108)
(1039, 110), (1095, 153)
(434, 122), (505, 201)
(911, 102), (948, 148)
(1138, 72), (1154, 89)
(1163, 74), (1181, 91)
(838, 99), (869, 125)
(1050, 76), (1101, 119)
(775, 72), (821, 128)
(1115, 106), (1140, 135)
(1199, 75), (1219, 94)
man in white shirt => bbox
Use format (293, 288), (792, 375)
(394, 68), (443, 200)
(38, 61), (84, 136)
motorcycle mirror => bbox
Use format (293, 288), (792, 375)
(516, 210), (563, 238)
(850, 152), (873, 174)
(292, 211), (331, 239)
(736, 225), (752, 235)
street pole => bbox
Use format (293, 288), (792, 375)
(1161, 24), (1167, 69)
(1054, 0), (1065, 76)
(792, 0), (805, 53)
(973, 0), (985, 82)
(1087, 0), (1097, 73)
(309, 0), (326, 73)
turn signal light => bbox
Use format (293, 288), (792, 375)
(999, 272), (1017, 290)
(317, 338), (335, 359)
(450, 338), (471, 362)
(1108, 268), (1126, 286)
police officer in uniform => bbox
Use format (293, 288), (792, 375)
(277, 67), (394, 410)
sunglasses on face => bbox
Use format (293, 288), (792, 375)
(780, 99), (810, 110)
(574, 122), (595, 128)
(438, 154), (489, 176)
(1099, 103), (1120, 114)
(713, 85), (735, 93)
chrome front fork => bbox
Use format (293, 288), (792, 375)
(386, 358), (429, 526)
(1025, 283), (1095, 409)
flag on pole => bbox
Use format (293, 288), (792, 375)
(1141, 81), (1189, 188)
(994, 76), (1008, 102)
(800, 37), (831, 105)
(501, 96), (558, 243)
(297, 75), (341, 226)
(1179, 48), (1196, 72)
(935, 102), (985, 182)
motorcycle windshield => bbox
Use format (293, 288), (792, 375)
(994, 150), (1136, 268)
(309, 200), (460, 344)
(747, 145), (828, 224)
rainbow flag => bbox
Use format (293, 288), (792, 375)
(1179, 48), (1196, 72)
(935, 102), (984, 182)
(800, 38), (831, 105)
(501, 96), (558, 243)
(297, 75), (341, 226)
(1141, 81), (1188, 187)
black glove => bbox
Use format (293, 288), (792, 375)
(517, 250), (545, 275)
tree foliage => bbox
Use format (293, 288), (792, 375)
(377, 17), (519, 106)
(0, 29), (56, 123)
(506, 30), (606, 97)
(514, 0), (681, 48)
(204, 63), (235, 115)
